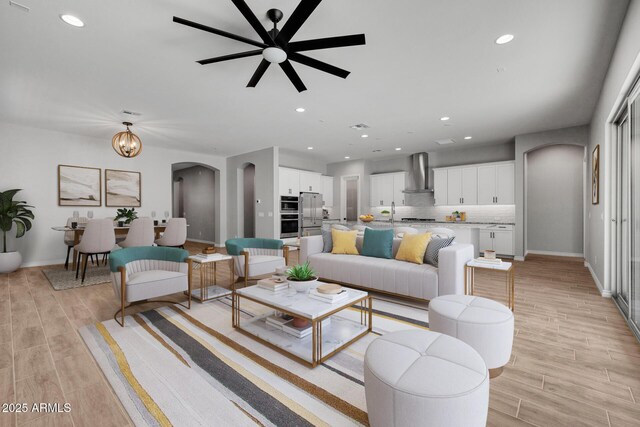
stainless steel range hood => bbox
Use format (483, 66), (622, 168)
(403, 152), (433, 193)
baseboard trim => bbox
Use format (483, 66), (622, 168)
(526, 250), (584, 258)
(186, 239), (219, 246)
(21, 258), (67, 268)
(514, 256), (525, 262)
(585, 262), (610, 297)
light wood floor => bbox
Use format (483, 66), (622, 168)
(1, 245), (639, 426)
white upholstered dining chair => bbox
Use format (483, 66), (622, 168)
(155, 218), (187, 248)
(75, 218), (117, 283)
(119, 217), (155, 248)
(63, 216), (88, 270)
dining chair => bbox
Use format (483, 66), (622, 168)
(64, 216), (88, 270)
(118, 217), (155, 248)
(155, 218), (187, 248)
(75, 219), (117, 283)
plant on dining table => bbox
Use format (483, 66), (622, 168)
(114, 207), (138, 225)
(0, 189), (35, 253)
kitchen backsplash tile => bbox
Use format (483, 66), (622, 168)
(369, 193), (515, 223)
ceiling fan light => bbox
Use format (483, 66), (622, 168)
(262, 47), (287, 64)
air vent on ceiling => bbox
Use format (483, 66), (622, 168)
(121, 109), (142, 116)
(349, 123), (370, 130)
(9, 1), (30, 12)
(372, 149), (382, 153)
(435, 138), (456, 145)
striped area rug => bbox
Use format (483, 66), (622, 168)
(80, 297), (428, 427)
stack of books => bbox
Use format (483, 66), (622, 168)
(309, 288), (349, 304)
(257, 278), (289, 293)
(192, 253), (225, 261)
(282, 318), (331, 338)
(265, 314), (293, 330)
(474, 257), (502, 265)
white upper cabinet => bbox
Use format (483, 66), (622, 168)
(435, 161), (514, 206)
(299, 171), (322, 193)
(496, 163), (515, 204)
(321, 176), (334, 207)
(279, 167), (300, 196)
(370, 172), (405, 207)
(433, 169), (448, 206)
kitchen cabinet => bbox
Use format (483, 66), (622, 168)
(446, 167), (477, 205)
(299, 171), (322, 193)
(370, 172), (405, 207)
(477, 162), (515, 205)
(434, 169), (448, 206)
(321, 176), (334, 206)
(479, 225), (514, 256)
(279, 167), (300, 196)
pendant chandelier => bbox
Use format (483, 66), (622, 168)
(112, 122), (142, 158)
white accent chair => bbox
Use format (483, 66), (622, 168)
(119, 217), (155, 248)
(429, 294), (514, 378)
(364, 329), (489, 427)
(225, 238), (288, 288)
(64, 216), (88, 270)
(109, 246), (192, 327)
(155, 218), (187, 248)
(74, 219), (116, 283)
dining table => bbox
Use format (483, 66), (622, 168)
(51, 223), (177, 271)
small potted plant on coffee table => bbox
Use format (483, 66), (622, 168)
(287, 261), (318, 293)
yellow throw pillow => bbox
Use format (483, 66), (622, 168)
(395, 232), (432, 264)
(331, 229), (359, 255)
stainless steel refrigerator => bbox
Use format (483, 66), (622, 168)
(299, 192), (323, 236)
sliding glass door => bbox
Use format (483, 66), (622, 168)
(613, 111), (630, 313)
(630, 89), (640, 331)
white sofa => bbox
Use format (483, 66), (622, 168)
(300, 235), (474, 300)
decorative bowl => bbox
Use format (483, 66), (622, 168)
(288, 277), (318, 293)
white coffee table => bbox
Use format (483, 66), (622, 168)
(233, 282), (372, 368)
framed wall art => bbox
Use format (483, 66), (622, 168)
(592, 144), (600, 205)
(105, 169), (141, 207)
(58, 165), (102, 206)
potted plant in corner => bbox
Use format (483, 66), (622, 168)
(0, 189), (35, 273)
(114, 207), (138, 227)
(287, 261), (318, 293)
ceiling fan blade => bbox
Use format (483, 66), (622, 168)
(276, 0), (322, 44)
(197, 50), (263, 65)
(279, 60), (307, 92)
(173, 16), (268, 49)
(230, 0), (275, 45)
(288, 52), (350, 79)
(247, 59), (271, 88)
(288, 34), (366, 52)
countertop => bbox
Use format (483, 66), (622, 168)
(342, 220), (515, 227)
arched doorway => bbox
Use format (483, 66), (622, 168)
(171, 163), (219, 244)
(241, 163), (256, 238)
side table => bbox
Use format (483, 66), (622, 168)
(188, 254), (235, 302)
(464, 260), (515, 311)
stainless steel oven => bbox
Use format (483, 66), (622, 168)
(280, 196), (299, 213)
(280, 196), (300, 238)
(280, 213), (299, 238)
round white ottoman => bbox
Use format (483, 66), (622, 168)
(429, 294), (514, 377)
(364, 330), (489, 427)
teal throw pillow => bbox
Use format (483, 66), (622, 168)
(361, 228), (394, 259)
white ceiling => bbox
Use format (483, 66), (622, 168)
(0, 0), (629, 163)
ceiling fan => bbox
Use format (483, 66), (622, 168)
(173, 0), (366, 92)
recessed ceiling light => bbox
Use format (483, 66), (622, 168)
(296, 107), (305, 113)
(361, 134), (369, 138)
(344, 156), (350, 159)
(395, 147), (402, 151)
(495, 34), (514, 45)
(307, 146), (313, 150)
(60, 14), (84, 27)
(440, 116), (450, 121)
(464, 136), (472, 140)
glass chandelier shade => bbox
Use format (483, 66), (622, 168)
(112, 122), (142, 158)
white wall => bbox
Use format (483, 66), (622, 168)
(0, 121), (227, 266)
(514, 125), (589, 258)
(279, 148), (327, 174)
(526, 145), (585, 255)
(226, 147), (279, 239)
(588, 0), (640, 293)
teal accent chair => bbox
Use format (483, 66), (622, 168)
(109, 246), (192, 326)
(225, 238), (288, 287)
